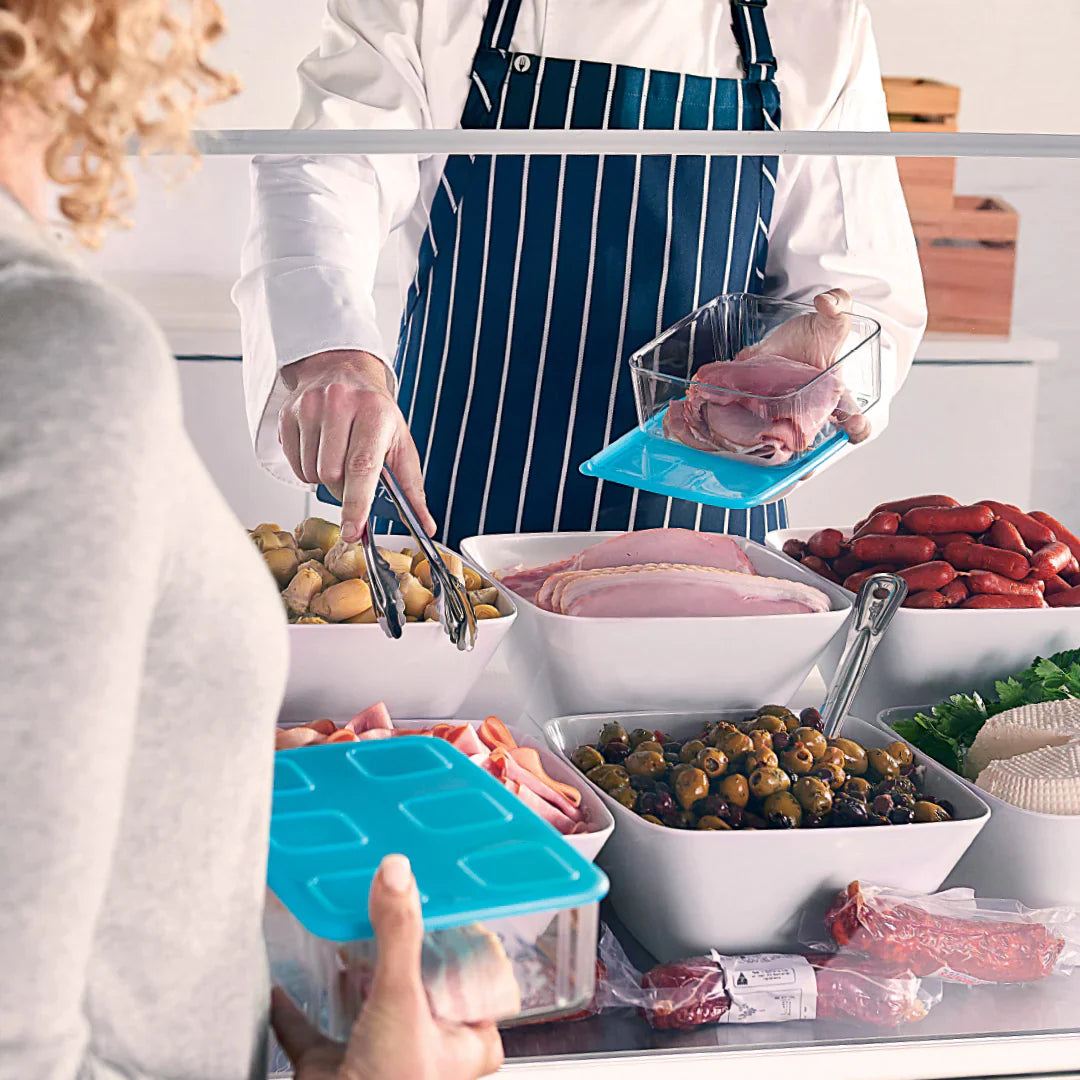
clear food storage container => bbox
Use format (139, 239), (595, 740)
(265, 739), (608, 1038)
(580, 294), (881, 509)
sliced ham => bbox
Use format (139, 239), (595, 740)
(442, 723), (486, 757)
(275, 726), (327, 750)
(347, 702), (393, 734)
(495, 557), (574, 603)
(489, 749), (584, 823)
(478, 715), (517, 752)
(504, 776), (579, 834)
(508, 746), (582, 808)
(545, 563), (830, 617)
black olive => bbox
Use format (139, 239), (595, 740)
(800, 707), (824, 731)
(628, 775), (656, 793)
(771, 729), (791, 752)
(889, 807), (915, 825)
(871, 794), (894, 815)
(938, 799), (956, 819)
(867, 813), (890, 826)
(603, 740), (630, 764)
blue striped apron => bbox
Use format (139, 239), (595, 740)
(374, 0), (786, 548)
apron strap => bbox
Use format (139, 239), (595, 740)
(479, 0), (525, 52)
(730, 0), (778, 82)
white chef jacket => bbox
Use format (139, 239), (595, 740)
(235, 0), (928, 489)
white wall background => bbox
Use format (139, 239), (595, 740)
(82, 0), (1080, 526)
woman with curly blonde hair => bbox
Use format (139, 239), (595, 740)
(0, 3), (502, 1078)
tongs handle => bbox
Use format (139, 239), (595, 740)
(378, 468), (477, 652)
(820, 573), (907, 740)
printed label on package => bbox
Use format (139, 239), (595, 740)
(710, 953), (817, 1023)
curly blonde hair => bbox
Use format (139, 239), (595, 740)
(0, 0), (239, 245)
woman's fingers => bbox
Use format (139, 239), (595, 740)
(315, 383), (358, 500)
(279, 412), (304, 482)
(270, 987), (332, 1065)
(366, 855), (428, 1013)
(339, 406), (397, 542)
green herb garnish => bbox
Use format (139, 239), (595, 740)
(893, 648), (1080, 774)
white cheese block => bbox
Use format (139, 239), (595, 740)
(975, 741), (1080, 815)
(965, 699), (1080, 779)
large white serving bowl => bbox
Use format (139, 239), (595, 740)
(767, 526), (1080, 722)
(459, 532), (851, 715)
(281, 536), (518, 722)
(877, 707), (1080, 909)
(543, 710), (989, 962)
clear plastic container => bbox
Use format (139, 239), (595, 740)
(265, 740), (607, 1038)
(630, 293), (882, 469)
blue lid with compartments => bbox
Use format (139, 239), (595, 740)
(579, 410), (849, 510)
(269, 739), (609, 942)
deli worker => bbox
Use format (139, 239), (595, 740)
(236, 0), (927, 549)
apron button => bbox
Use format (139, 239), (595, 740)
(513, 54), (532, 73)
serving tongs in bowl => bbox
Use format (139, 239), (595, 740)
(369, 467), (477, 652)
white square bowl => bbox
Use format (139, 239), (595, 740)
(543, 711), (989, 963)
(876, 707), (1080, 909)
(459, 532), (851, 715)
(281, 536), (518, 722)
(766, 526), (1080, 723)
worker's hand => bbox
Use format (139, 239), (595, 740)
(271, 855), (504, 1080)
(279, 351), (437, 541)
(737, 288), (853, 371)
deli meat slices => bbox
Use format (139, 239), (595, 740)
(496, 528), (752, 602)
(538, 564), (831, 617)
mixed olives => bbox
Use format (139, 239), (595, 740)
(571, 706), (955, 832)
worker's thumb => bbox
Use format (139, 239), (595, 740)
(367, 855), (429, 1013)
(814, 287), (853, 320)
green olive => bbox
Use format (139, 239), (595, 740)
(629, 727), (656, 748)
(914, 800), (951, 823)
(640, 813), (664, 826)
(867, 747), (901, 780)
(624, 750), (667, 778)
(636, 740), (664, 755)
(812, 762), (847, 791)
(763, 791), (803, 828)
(781, 745), (816, 776)
(750, 730), (774, 753)
(721, 773), (750, 808)
(704, 721), (739, 744)
(750, 715), (786, 735)
(820, 746), (847, 769)
(745, 748), (780, 772)
(793, 776), (833, 816)
(608, 784), (638, 811)
(748, 765), (791, 800)
(842, 776), (871, 800)
(675, 767), (710, 811)
(599, 722), (629, 747)
(674, 810), (698, 829)
(679, 739), (707, 764)
(571, 746), (604, 773)
(794, 727), (828, 761)
(828, 738), (868, 776)
(756, 704), (797, 722)
(697, 815), (732, 830)
(716, 731), (754, 760)
(586, 763), (629, 793)
(888, 740), (914, 768)
(695, 747), (729, 778)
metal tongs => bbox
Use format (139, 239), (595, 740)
(819, 573), (907, 740)
(364, 466), (477, 652)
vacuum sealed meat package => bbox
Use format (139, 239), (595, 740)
(820, 881), (1080, 985)
(595, 927), (938, 1031)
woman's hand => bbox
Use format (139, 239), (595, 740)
(278, 351), (437, 542)
(271, 855), (504, 1080)
(737, 288), (854, 371)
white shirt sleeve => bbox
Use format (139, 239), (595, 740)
(764, 0), (928, 442)
(233, 0), (432, 486)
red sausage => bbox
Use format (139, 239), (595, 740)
(904, 590), (948, 610)
(898, 561), (957, 592)
(1030, 541), (1072, 578)
(940, 578), (970, 606)
(1066, 571), (1080, 588)
(832, 552), (863, 578)
(944, 542), (1029, 581)
(783, 538), (808, 561)
(1038, 574), (1070, 596)
(980, 502), (1055, 549)
(1048, 585), (1080, 608)
(808, 528), (846, 560)
(902, 505), (995, 536)
(988, 519), (1032, 558)
(802, 555), (842, 584)
(1068, 557), (1080, 576)
(960, 594), (1047, 610)
(966, 571), (1045, 598)
(843, 565), (898, 592)
(870, 495), (959, 516)
(854, 512), (901, 539)
(852, 535), (936, 567)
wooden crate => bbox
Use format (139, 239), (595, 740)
(882, 77), (960, 219)
(912, 196), (1018, 335)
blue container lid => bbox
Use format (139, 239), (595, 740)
(580, 411), (849, 510)
(269, 739), (609, 942)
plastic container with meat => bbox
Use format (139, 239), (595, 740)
(815, 881), (1080, 985)
(265, 738), (608, 1040)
